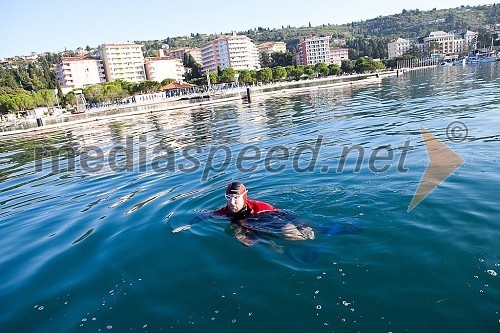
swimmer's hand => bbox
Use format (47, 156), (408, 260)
(282, 223), (315, 241)
(234, 227), (257, 247)
(172, 225), (191, 233)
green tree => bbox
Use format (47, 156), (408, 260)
(161, 78), (175, 86)
(116, 79), (135, 95)
(270, 51), (293, 67)
(260, 52), (271, 68)
(405, 45), (423, 58)
(134, 80), (161, 94)
(16, 94), (36, 110)
(0, 95), (12, 113)
(219, 67), (236, 83)
(0, 72), (23, 91)
(188, 77), (208, 86)
(62, 91), (76, 108)
(328, 63), (341, 75)
(341, 60), (355, 74)
(477, 28), (493, 48)
(272, 66), (287, 81)
(286, 66), (304, 80)
(208, 72), (218, 85)
(256, 68), (273, 83)
(353, 57), (384, 73)
(372, 60), (386, 71)
(56, 82), (63, 103)
(238, 70), (253, 84)
(354, 57), (371, 73)
(183, 54), (202, 79)
(314, 62), (329, 77)
(106, 81), (128, 100)
(0, 93), (37, 113)
(83, 84), (105, 104)
(303, 65), (315, 77)
(13, 68), (33, 91)
(0, 95), (19, 113)
(249, 70), (258, 83)
(34, 89), (57, 107)
(190, 62), (202, 79)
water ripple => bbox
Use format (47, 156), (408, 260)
(0, 63), (499, 332)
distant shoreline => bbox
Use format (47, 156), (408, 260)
(0, 68), (422, 137)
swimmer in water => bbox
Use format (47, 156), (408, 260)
(214, 182), (315, 245)
(172, 181), (315, 245)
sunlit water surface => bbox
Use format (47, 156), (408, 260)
(1, 64), (499, 332)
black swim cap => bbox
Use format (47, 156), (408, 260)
(226, 182), (247, 195)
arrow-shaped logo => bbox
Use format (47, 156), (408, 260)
(408, 126), (464, 212)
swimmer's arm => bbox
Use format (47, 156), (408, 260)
(171, 212), (213, 233)
(233, 226), (258, 247)
(281, 223), (315, 240)
(268, 211), (315, 241)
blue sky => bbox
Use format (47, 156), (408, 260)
(0, 0), (496, 58)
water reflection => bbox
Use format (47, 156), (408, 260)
(2, 64), (498, 187)
(0, 63), (499, 333)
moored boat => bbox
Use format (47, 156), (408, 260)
(467, 49), (497, 64)
(439, 55), (458, 67)
(453, 58), (466, 66)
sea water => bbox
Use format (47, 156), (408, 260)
(0, 63), (499, 332)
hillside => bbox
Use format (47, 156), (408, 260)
(352, 4), (499, 37)
(158, 3), (499, 51)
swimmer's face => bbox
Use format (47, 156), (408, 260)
(225, 193), (246, 213)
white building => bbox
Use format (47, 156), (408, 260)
(257, 42), (287, 55)
(388, 38), (411, 59)
(424, 31), (455, 55)
(462, 30), (478, 49)
(295, 36), (349, 66)
(297, 36), (333, 66)
(388, 30), (478, 59)
(257, 42), (286, 66)
(56, 57), (105, 91)
(144, 57), (185, 82)
(200, 33), (260, 74)
(329, 47), (349, 66)
(169, 47), (203, 66)
(98, 43), (146, 82)
(423, 30), (478, 56)
(257, 42), (287, 66)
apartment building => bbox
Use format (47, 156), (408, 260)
(169, 47), (203, 66)
(295, 36), (349, 66)
(200, 33), (260, 74)
(423, 30), (478, 55)
(388, 38), (411, 59)
(257, 41), (287, 55)
(461, 30), (478, 49)
(330, 47), (349, 66)
(98, 43), (146, 82)
(56, 57), (105, 91)
(257, 42), (286, 66)
(144, 57), (185, 82)
(296, 36), (333, 66)
(388, 30), (478, 59)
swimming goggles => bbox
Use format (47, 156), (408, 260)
(225, 190), (247, 200)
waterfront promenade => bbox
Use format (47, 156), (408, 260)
(0, 69), (405, 135)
